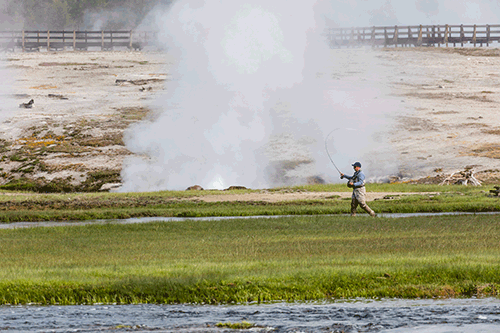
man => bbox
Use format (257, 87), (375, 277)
(340, 162), (376, 217)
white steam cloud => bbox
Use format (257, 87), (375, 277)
(119, 0), (500, 192)
(0, 57), (17, 126)
(119, 0), (400, 191)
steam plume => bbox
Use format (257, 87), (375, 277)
(119, 0), (403, 191)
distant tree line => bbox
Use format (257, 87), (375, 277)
(0, 0), (172, 30)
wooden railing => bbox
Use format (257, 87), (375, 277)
(328, 24), (500, 47)
(0, 30), (158, 52)
(3, 25), (497, 51)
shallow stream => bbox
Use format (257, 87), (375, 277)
(1, 212), (499, 229)
(1, 298), (500, 332)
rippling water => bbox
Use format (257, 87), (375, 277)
(1, 298), (499, 332)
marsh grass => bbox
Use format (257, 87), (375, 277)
(0, 184), (496, 222)
(0, 214), (499, 304)
(216, 321), (254, 329)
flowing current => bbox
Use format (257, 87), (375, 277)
(1, 298), (500, 332)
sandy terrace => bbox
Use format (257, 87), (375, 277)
(187, 191), (429, 203)
(0, 47), (499, 192)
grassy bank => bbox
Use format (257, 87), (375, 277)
(0, 184), (498, 222)
(1, 214), (499, 304)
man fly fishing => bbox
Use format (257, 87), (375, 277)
(324, 130), (376, 217)
(340, 162), (376, 217)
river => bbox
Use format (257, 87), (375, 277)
(1, 298), (499, 332)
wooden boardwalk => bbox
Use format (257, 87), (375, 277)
(329, 24), (500, 48)
(2, 25), (498, 52)
(0, 30), (157, 52)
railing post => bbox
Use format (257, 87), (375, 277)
(487, 24), (490, 46)
(22, 30), (25, 52)
(73, 30), (76, 50)
(445, 24), (449, 47)
(473, 24), (477, 47)
(437, 25), (441, 47)
(129, 30), (133, 49)
(460, 24), (464, 47)
(101, 30), (104, 50)
(418, 25), (422, 46)
(47, 30), (50, 50)
(432, 25), (436, 46)
(393, 25), (398, 47)
(408, 26), (412, 47)
(371, 26), (376, 47)
(384, 27), (388, 47)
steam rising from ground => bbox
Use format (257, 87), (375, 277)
(0, 56), (16, 125)
(119, 0), (401, 191)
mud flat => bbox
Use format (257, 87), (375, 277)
(0, 48), (499, 192)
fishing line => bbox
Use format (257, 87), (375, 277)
(325, 128), (342, 175)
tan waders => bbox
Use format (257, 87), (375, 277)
(351, 187), (376, 217)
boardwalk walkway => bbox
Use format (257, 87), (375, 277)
(0, 30), (157, 52)
(2, 25), (498, 52)
(329, 24), (500, 48)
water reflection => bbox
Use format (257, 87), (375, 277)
(1, 298), (499, 332)
(1, 212), (500, 229)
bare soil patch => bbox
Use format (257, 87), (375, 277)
(385, 47), (500, 183)
(188, 191), (426, 203)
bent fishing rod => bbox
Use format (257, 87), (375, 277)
(325, 128), (342, 175)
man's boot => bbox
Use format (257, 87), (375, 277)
(351, 201), (357, 216)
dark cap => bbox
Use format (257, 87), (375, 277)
(352, 162), (362, 168)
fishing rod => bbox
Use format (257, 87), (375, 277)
(324, 128), (342, 175)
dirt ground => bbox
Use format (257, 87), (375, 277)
(186, 190), (429, 203)
(0, 47), (499, 194)
(385, 48), (500, 184)
(0, 50), (169, 191)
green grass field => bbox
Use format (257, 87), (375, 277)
(0, 183), (498, 222)
(1, 212), (499, 305)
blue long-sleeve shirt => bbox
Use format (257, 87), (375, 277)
(341, 170), (366, 189)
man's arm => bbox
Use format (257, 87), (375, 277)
(352, 172), (366, 187)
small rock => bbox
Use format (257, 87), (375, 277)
(100, 183), (122, 191)
(186, 185), (204, 191)
(225, 185), (247, 190)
